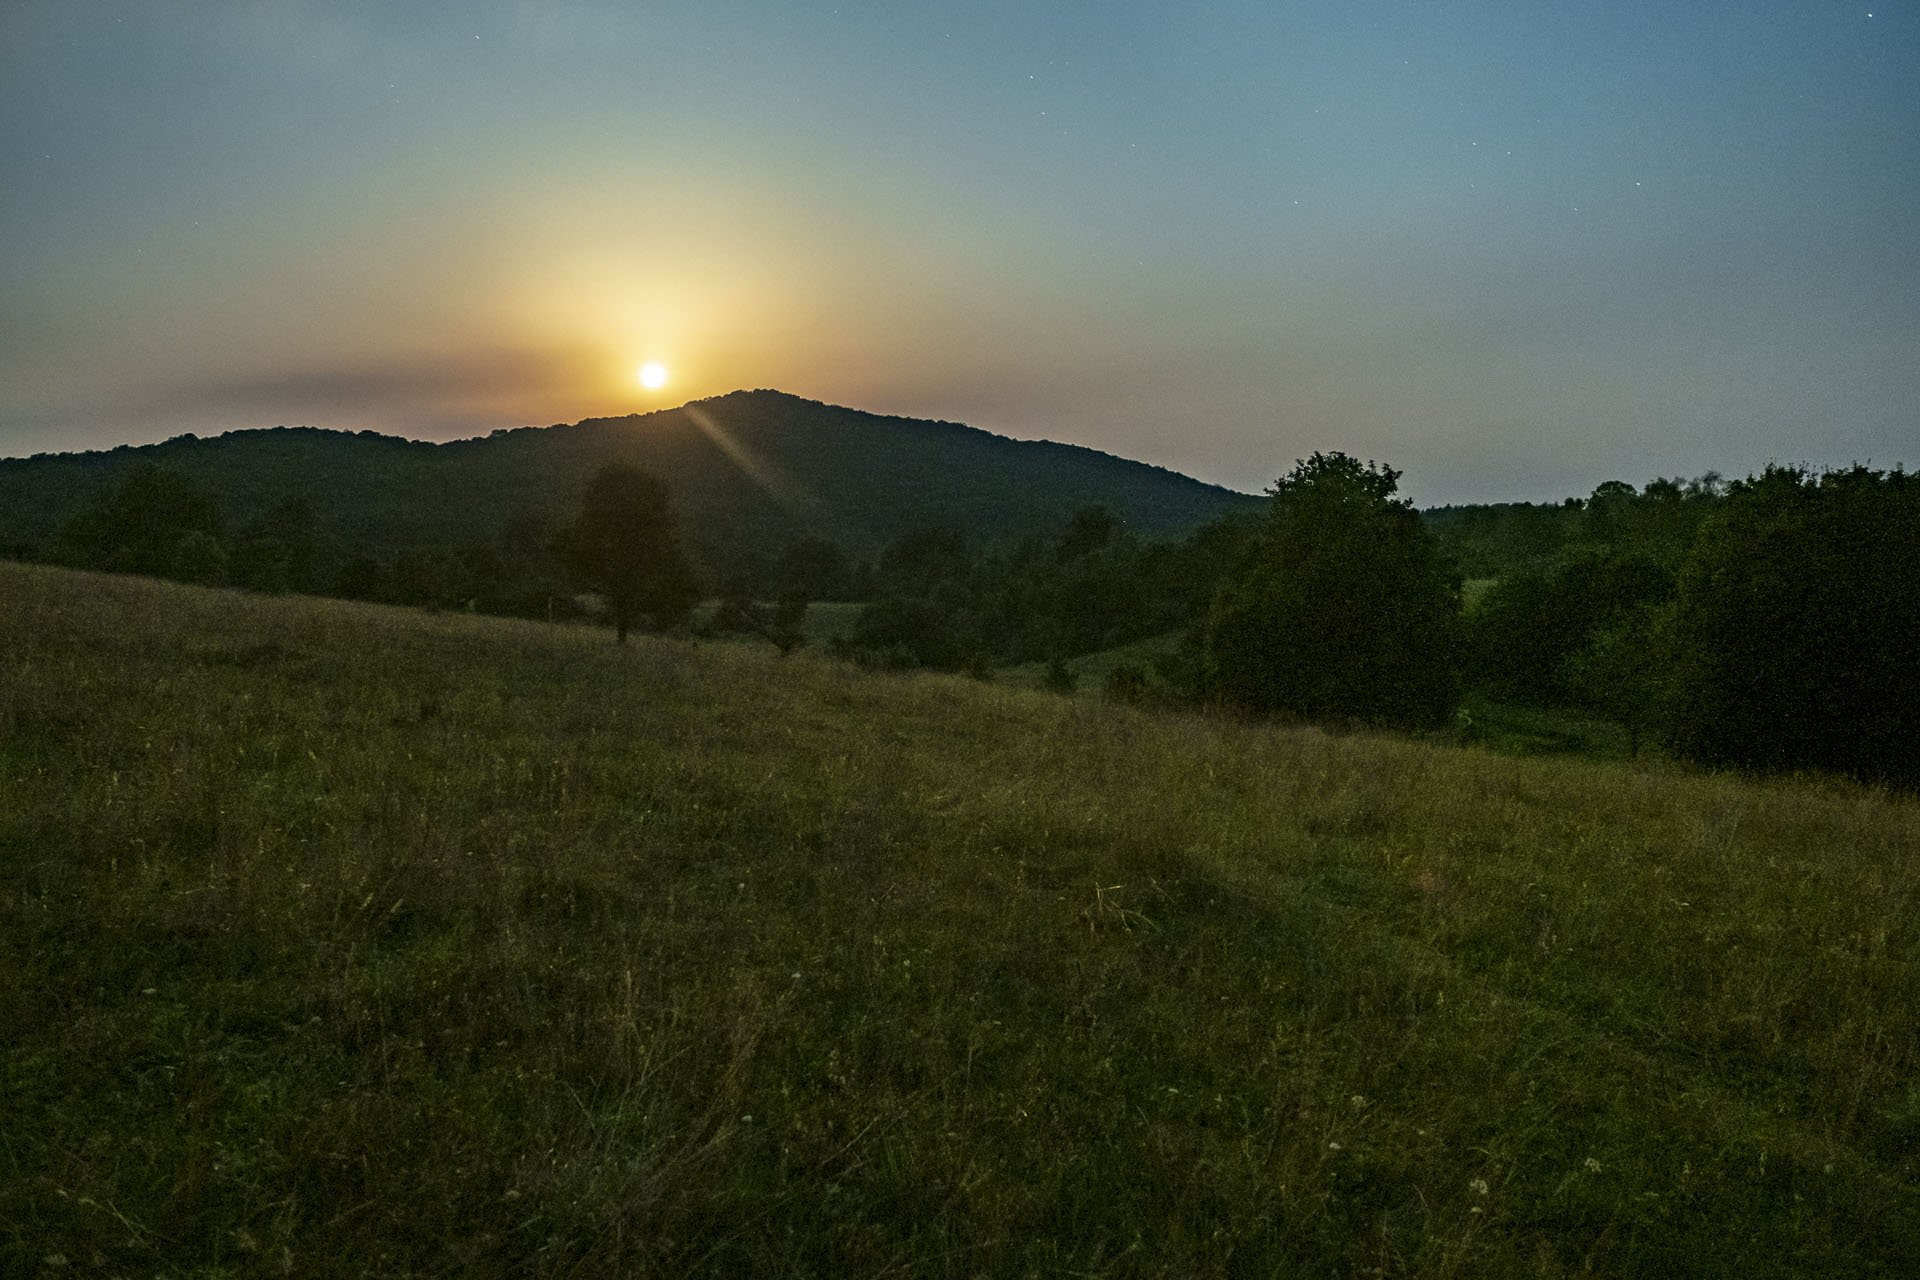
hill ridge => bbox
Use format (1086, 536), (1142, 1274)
(0, 389), (1259, 573)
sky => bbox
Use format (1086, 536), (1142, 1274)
(2, 1), (1916, 505)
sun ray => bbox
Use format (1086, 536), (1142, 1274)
(680, 404), (813, 515)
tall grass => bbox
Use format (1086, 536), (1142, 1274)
(3, 561), (1916, 1276)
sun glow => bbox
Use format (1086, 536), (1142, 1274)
(638, 361), (669, 390)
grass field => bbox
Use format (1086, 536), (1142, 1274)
(3, 561), (1917, 1277)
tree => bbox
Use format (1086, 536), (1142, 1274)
(836, 527), (987, 670)
(1202, 452), (1460, 727)
(835, 593), (983, 672)
(1663, 465), (1920, 786)
(559, 463), (700, 642)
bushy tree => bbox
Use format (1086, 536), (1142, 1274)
(836, 592), (985, 672)
(1203, 453), (1460, 727)
(836, 526), (986, 671)
(1663, 465), (1920, 786)
(559, 463), (700, 642)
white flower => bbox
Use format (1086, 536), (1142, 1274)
(1469, 1177), (1489, 1196)
(1584, 1157), (1602, 1173)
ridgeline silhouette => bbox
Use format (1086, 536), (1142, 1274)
(0, 390), (1259, 584)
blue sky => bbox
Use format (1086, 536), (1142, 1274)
(3, 1), (1915, 504)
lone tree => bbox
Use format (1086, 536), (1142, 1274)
(1203, 452), (1460, 727)
(559, 462), (700, 642)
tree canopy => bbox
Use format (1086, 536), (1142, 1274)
(1203, 452), (1461, 727)
(1662, 465), (1920, 786)
(558, 463), (700, 642)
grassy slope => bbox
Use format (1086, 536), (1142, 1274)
(3, 562), (1917, 1278)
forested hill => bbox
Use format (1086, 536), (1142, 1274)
(0, 390), (1259, 577)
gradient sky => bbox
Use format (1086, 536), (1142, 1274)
(3, 1), (1916, 504)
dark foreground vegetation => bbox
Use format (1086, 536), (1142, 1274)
(4, 562), (1918, 1276)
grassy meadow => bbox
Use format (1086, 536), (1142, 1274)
(3, 561), (1917, 1277)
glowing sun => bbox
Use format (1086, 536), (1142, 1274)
(637, 362), (669, 390)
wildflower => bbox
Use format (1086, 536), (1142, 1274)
(1584, 1157), (1602, 1173)
(1469, 1177), (1489, 1196)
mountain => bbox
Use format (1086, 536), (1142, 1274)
(0, 390), (1258, 576)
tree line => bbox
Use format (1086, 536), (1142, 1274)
(830, 453), (1918, 789)
(40, 460), (849, 622)
(39, 454), (1920, 789)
